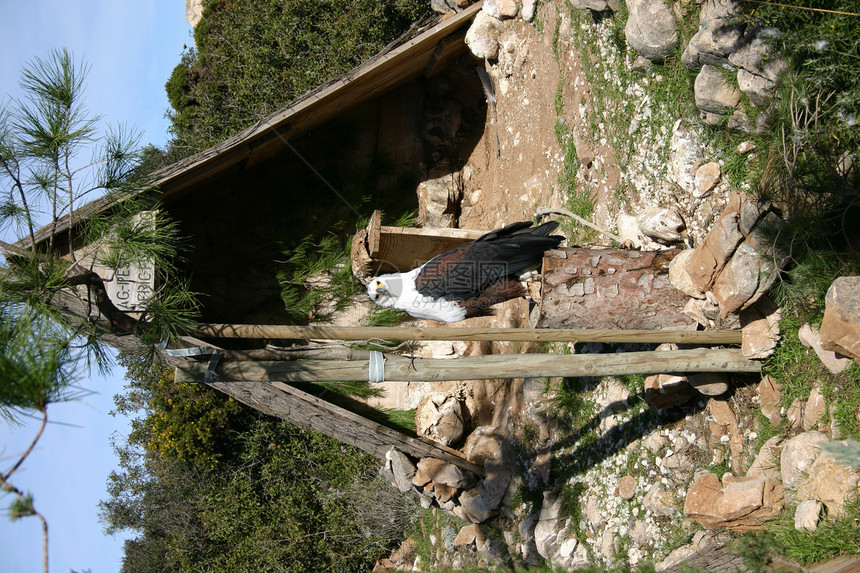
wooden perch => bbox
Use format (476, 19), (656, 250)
(193, 323), (743, 345)
(175, 348), (760, 384)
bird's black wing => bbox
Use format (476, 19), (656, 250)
(414, 221), (563, 300)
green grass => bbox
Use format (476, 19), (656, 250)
(734, 497), (860, 566)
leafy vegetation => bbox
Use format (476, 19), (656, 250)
(166, 0), (431, 156)
(102, 353), (419, 572)
(0, 49), (200, 571)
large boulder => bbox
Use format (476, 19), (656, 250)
(684, 472), (784, 530)
(624, 0), (679, 63)
(466, 10), (502, 60)
(417, 163), (463, 228)
(682, 0), (745, 69)
(781, 431), (860, 517)
(820, 276), (860, 362)
(415, 393), (469, 446)
(694, 64), (741, 115)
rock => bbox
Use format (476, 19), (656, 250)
(695, 65), (741, 115)
(799, 445), (860, 518)
(522, 0), (538, 21)
(737, 68), (776, 107)
(689, 372), (730, 396)
(462, 426), (505, 467)
(802, 386), (827, 431)
(417, 457), (473, 489)
(534, 491), (563, 559)
(466, 10), (502, 60)
(644, 373), (697, 410)
(780, 431), (829, 497)
(433, 482), (459, 504)
(747, 436), (783, 482)
(430, 0), (456, 14)
(570, 0), (619, 11)
(412, 467), (431, 488)
(483, 0), (519, 19)
(683, 294), (724, 328)
(417, 165), (463, 228)
(795, 500), (822, 532)
(728, 28), (788, 84)
(820, 276), (860, 362)
(453, 523), (482, 548)
(785, 398), (804, 430)
(669, 249), (706, 299)
(598, 530), (618, 561)
(617, 213), (645, 248)
(694, 161), (722, 198)
(684, 472), (783, 530)
(616, 475), (637, 500)
(757, 374), (782, 427)
(684, 192), (744, 292)
(737, 140), (756, 154)
(740, 295), (781, 359)
(711, 237), (782, 317)
(460, 485), (498, 523)
(798, 323), (853, 374)
(624, 0), (679, 63)
(478, 465), (512, 511)
(669, 120), (705, 194)
(643, 481), (678, 517)
(185, 0), (204, 27)
(681, 0), (745, 69)
(637, 207), (685, 243)
(415, 393), (469, 446)
(387, 448), (417, 493)
(657, 530), (733, 572)
(708, 398), (739, 438)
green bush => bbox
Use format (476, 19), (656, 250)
(168, 0), (431, 154)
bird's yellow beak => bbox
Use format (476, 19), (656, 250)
(374, 280), (386, 297)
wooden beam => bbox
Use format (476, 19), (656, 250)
(175, 348), (761, 384)
(193, 323), (744, 345)
(204, 379), (484, 475)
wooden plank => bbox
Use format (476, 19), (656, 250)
(175, 349), (761, 384)
(204, 378), (484, 474)
(194, 323), (744, 344)
(362, 209), (485, 273)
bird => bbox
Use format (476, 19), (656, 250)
(367, 221), (564, 322)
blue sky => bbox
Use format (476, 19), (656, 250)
(1, 1), (193, 571)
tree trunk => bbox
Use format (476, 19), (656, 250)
(533, 247), (697, 331)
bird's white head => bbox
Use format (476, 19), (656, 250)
(367, 275), (401, 308)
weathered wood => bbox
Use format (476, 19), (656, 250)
(194, 323), (743, 344)
(356, 209), (485, 276)
(535, 247), (698, 331)
(204, 378), (483, 475)
(175, 348), (760, 384)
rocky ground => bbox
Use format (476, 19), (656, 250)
(371, 1), (860, 571)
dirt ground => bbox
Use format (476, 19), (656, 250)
(370, 7), (619, 441)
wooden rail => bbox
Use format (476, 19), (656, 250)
(175, 348), (760, 384)
(193, 323), (743, 345)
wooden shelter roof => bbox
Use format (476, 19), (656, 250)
(27, 2), (483, 247)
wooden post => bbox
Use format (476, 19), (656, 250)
(194, 323), (743, 345)
(534, 247), (697, 331)
(175, 348), (760, 384)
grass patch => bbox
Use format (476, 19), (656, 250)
(735, 497), (860, 566)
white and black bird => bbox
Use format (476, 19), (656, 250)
(367, 221), (564, 322)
